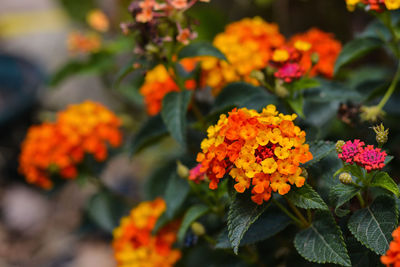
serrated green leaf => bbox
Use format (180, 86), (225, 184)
(130, 115), (168, 155)
(161, 91), (193, 146)
(86, 191), (129, 233)
(177, 204), (209, 244)
(348, 195), (398, 255)
(329, 183), (361, 217)
(334, 37), (383, 75)
(213, 82), (278, 112)
(294, 211), (351, 266)
(304, 141), (335, 167)
(227, 192), (269, 254)
(165, 173), (190, 219)
(178, 41), (227, 61)
(286, 183), (328, 210)
(216, 207), (290, 249)
(371, 172), (400, 197)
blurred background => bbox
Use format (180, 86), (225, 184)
(0, 0), (393, 266)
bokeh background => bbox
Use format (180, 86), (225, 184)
(0, 0), (397, 266)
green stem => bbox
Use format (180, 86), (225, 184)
(284, 196), (310, 227)
(272, 199), (304, 227)
(377, 61), (400, 110)
(356, 192), (366, 208)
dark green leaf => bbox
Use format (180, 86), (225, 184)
(287, 95), (304, 118)
(161, 91), (193, 146)
(371, 172), (400, 197)
(144, 160), (176, 200)
(86, 191), (129, 233)
(213, 82), (278, 112)
(334, 37), (383, 75)
(178, 41), (227, 61)
(227, 192), (269, 254)
(286, 183), (328, 210)
(304, 141), (335, 167)
(216, 207), (290, 248)
(165, 173), (190, 219)
(130, 115), (168, 155)
(294, 211), (351, 266)
(329, 183), (361, 217)
(348, 195), (398, 255)
(153, 212), (170, 234)
(50, 52), (113, 86)
(385, 155), (394, 165)
(177, 204), (210, 244)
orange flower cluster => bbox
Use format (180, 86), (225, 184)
(112, 198), (181, 267)
(196, 105), (313, 204)
(345, 0), (400, 11)
(381, 226), (400, 267)
(67, 32), (101, 54)
(19, 101), (122, 189)
(140, 58), (198, 115)
(289, 28), (342, 78)
(200, 17), (285, 93)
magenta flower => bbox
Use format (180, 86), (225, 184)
(338, 139), (365, 164)
(274, 63), (303, 83)
(189, 163), (205, 183)
(354, 145), (387, 172)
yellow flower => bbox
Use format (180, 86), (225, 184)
(294, 40), (311, 51)
(272, 49), (290, 62)
(261, 158), (278, 174)
(385, 0), (400, 10)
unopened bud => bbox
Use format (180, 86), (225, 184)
(339, 172), (352, 184)
(372, 123), (389, 146)
(191, 222), (206, 236)
(250, 70), (265, 82)
(145, 43), (159, 54)
(311, 52), (319, 65)
(335, 140), (345, 153)
(177, 161), (189, 178)
(275, 80), (289, 98)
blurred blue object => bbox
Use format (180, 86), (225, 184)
(0, 54), (44, 126)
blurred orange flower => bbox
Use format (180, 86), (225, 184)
(19, 101), (122, 189)
(67, 32), (101, 54)
(289, 28), (342, 78)
(87, 9), (110, 32)
(196, 105), (313, 204)
(112, 198), (181, 267)
(381, 226), (400, 267)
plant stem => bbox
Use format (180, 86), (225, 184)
(356, 192), (366, 208)
(284, 196), (310, 227)
(377, 61), (400, 110)
(272, 198), (304, 227)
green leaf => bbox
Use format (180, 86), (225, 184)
(216, 207), (290, 248)
(287, 95), (304, 118)
(286, 183), (328, 210)
(86, 191), (129, 233)
(161, 91), (193, 146)
(348, 195), (398, 255)
(130, 115), (168, 155)
(329, 183), (361, 217)
(385, 155), (394, 165)
(304, 141), (335, 167)
(178, 41), (227, 61)
(371, 172), (400, 197)
(50, 52), (113, 86)
(153, 212), (170, 234)
(334, 37), (383, 75)
(144, 160), (176, 200)
(294, 211), (351, 266)
(292, 78), (320, 91)
(227, 192), (269, 254)
(164, 173), (190, 219)
(177, 204), (210, 244)
(213, 82), (278, 112)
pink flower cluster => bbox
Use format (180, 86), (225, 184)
(338, 140), (387, 172)
(189, 163), (206, 183)
(274, 63), (304, 83)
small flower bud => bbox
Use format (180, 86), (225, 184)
(335, 140), (345, 153)
(250, 70), (265, 82)
(372, 123), (389, 146)
(275, 80), (289, 98)
(177, 161), (189, 178)
(191, 222), (206, 236)
(339, 172), (353, 184)
(310, 52), (319, 65)
(360, 105), (385, 122)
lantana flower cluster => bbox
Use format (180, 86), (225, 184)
(200, 17), (285, 92)
(140, 58), (198, 115)
(19, 101), (122, 189)
(381, 226), (400, 267)
(112, 198), (181, 267)
(345, 0), (400, 11)
(195, 105), (313, 204)
(337, 139), (387, 172)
